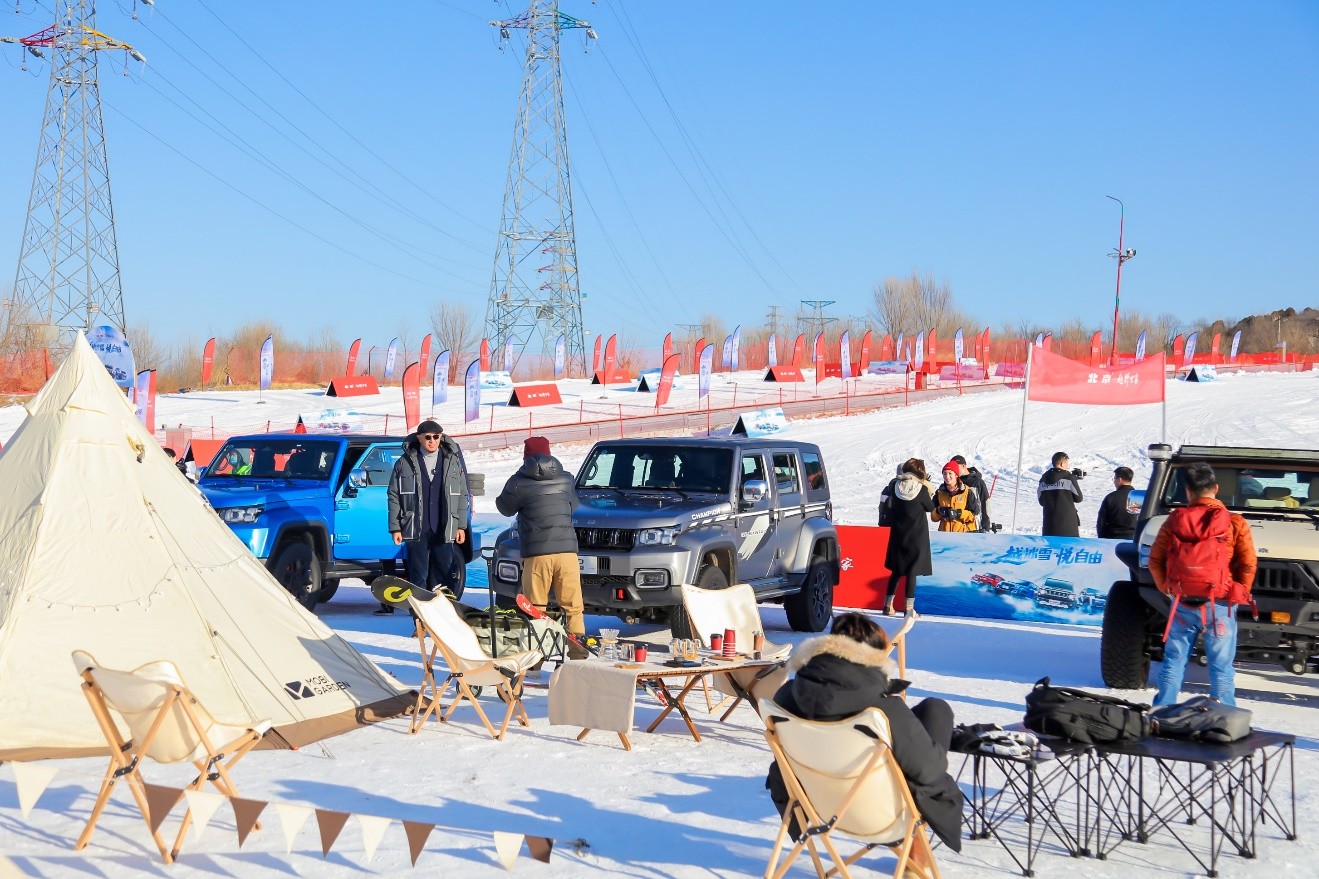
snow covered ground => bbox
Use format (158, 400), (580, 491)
(1, 369), (1316, 877)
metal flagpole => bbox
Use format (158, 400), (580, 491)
(1011, 348), (1034, 535)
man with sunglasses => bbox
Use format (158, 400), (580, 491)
(386, 420), (470, 608)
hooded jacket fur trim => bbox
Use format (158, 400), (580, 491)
(788, 634), (897, 677)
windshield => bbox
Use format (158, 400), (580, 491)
(1163, 464), (1319, 511)
(578, 446), (733, 493)
(204, 439), (340, 481)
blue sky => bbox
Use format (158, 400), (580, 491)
(0, 1), (1315, 349)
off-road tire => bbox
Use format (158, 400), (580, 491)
(785, 557), (834, 632)
(668, 564), (728, 639)
(1101, 581), (1152, 689)
(270, 539), (323, 612)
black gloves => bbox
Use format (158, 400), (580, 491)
(938, 506), (959, 521)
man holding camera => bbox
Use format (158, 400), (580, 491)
(1097, 466), (1139, 539)
(1038, 451), (1083, 537)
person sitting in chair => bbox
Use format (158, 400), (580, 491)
(764, 612), (963, 853)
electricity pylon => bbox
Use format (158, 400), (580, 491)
(486, 1), (594, 377)
(2, 1), (143, 352)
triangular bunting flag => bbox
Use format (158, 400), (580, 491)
(230, 796), (268, 847)
(183, 789), (226, 842)
(275, 803), (313, 853)
(492, 831), (523, 871)
(143, 784), (184, 834)
(402, 820), (435, 867)
(316, 809), (350, 857)
(525, 835), (554, 863)
(10, 762), (58, 820)
(356, 814), (391, 863)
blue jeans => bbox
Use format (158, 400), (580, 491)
(1156, 601), (1238, 706)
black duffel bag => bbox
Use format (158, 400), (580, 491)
(1149, 696), (1252, 743)
(1024, 676), (1151, 745)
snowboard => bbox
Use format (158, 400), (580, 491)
(370, 574), (436, 608)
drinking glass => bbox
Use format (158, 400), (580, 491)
(600, 628), (620, 661)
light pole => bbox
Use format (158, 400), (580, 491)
(1106, 196), (1136, 365)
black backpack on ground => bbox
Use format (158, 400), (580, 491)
(1148, 696), (1252, 743)
(1023, 676), (1151, 745)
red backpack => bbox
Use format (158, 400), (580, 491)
(1163, 505), (1243, 603)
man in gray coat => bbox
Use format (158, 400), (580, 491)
(496, 436), (584, 637)
(387, 420), (470, 602)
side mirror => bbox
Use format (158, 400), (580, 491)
(349, 468), (369, 488)
(195, 466), (207, 480)
(741, 479), (769, 505)
(1126, 489), (1145, 516)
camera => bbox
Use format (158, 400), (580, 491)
(1070, 468), (1086, 479)
(987, 522), (1003, 533)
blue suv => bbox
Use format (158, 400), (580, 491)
(198, 433), (478, 610)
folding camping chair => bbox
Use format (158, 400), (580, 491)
(760, 699), (941, 879)
(408, 594), (541, 740)
(680, 583), (791, 720)
(70, 650), (272, 864)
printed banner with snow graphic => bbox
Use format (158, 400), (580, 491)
(835, 525), (1127, 626)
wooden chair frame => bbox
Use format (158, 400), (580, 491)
(409, 611), (533, 741)
(763, 710), (941, 879)
(74, 664), (265, 863)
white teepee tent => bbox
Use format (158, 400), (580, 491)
(0, 335), (411, 760)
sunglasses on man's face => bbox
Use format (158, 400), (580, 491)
(420, 433), (442, 440)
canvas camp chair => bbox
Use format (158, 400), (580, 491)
(408, 594), (541, 740)
(884, 613), (915, 686)
(760, 699), (940, 879)
(70, 650), (271, 864)
(681, 583), (791, 720)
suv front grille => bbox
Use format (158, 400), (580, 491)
(577, 527), (635, 551)
(1253, 561), (1319, 602)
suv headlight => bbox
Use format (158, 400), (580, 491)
(636, 527), (677, 546)
(496, 561), (521, 582)
(218, 505), (263, 524)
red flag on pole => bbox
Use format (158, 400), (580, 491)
(927, 328), (938, 365)
(419, 334), (432, 382)
(1210, 332), (1222, 359)
(402, 362), (421, 431)
(201, 338), (216, 385)
(813, 332), (825, 385)
(655, 353), (681, 408)
(661, 332), (673, 366)
(981, 328), (991, 364)
(592, 335), (602, 373)
(604, 334), (618, 374)
(692, 337), (706, 373)
(1042, 333), (1053, 352)
(1171, 334), (1184, 362)
(791, 334), (806, 367)
(1027, 347), (1165, 405)
(858, 330), (873, 373)
(480, 338), (491, 372)
(345, 338), (362, 376)
(879, 334), (893, 361)
(1089, 330), (1103, 367)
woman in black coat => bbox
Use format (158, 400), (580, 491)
(879, 458), (935, 616)
(765, 613), (963, 852)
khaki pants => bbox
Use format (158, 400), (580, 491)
(521, 553), (585, 636)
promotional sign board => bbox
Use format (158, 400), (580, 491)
(1135, 331), (1147, 362)
(554, 334), (566, 378)
(637, 368), (685, 392)
(508, 383), (563, 407)
(1183, 364), (1218, 383)
(432, 351), (450, 406)
(731, 406), (788, 438)
(866, 361), (909, 376)
(402, 361), (421, 430)
(767, 332), (778, 367)
(731, 324), (742, 370)
(698, 345), (714, 399)
(840, 331), (852, 379)
(384, 338), (398, 380)
(326, 376), (380, 397)
(259, 335), (274, 390)
(297, 410), (366, 433)
(939, 364), (986, 381)
(201, 337), (216, 385)
(834, 525), (1127, 627)
(764, 365), (804, 382)
(1229, 330), (1241, 362)
(479, 370), (513, 389)
(994, 362), (1027, 379)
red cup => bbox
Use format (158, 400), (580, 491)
(723, 628), (737, 657)
(634, 644), (648, 663)
(710, 634), (724, 652)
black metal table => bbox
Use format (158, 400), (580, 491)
(1087, 730), (1296, 878)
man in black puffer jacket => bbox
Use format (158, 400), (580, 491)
(765, 613), (963, 853)
(1038, 450), (1083, 537)
(496, 437), (584, 637)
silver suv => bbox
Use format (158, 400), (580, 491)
(488, 438), (840, 635)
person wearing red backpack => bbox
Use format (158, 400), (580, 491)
(1149, 463), (1257, 706)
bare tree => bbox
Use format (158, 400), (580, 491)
(430, 300), (478, 383)
(868, 271), (975, 340)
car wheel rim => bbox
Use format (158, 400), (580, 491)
(812, 569), (831, 620)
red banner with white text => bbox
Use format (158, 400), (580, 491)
(1027, 347), (1165, 405)
(655, 353), (681, 408)
(201, 337), (216, 385)
(402, 362), (421, 431)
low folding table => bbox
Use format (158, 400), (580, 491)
(548, 652), (781, 750)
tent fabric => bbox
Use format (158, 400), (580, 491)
(0, 334), (411, 761)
